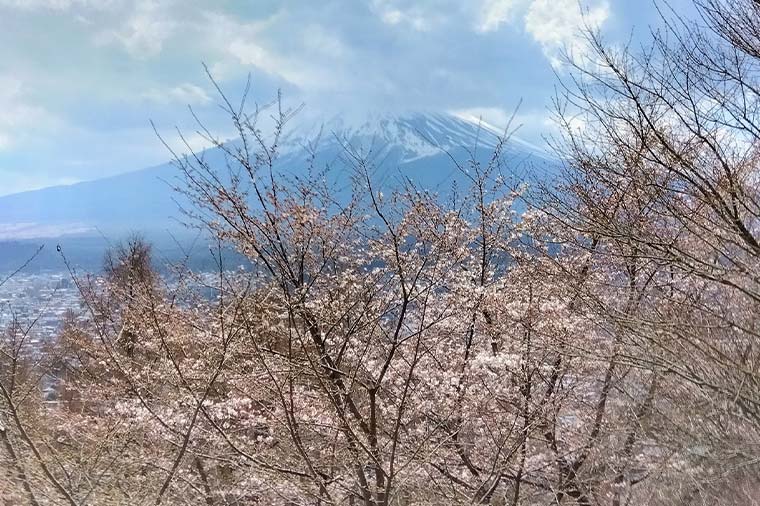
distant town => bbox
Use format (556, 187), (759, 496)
(0, 268), (230, 349)
(0, 270), (83, 346)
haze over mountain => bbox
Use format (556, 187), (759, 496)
(0, 111), (553, 271)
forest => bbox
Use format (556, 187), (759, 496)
(2, 0), (760, 504)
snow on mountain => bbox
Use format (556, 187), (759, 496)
(282, 110), (548, 163)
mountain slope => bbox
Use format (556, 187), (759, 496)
(0, 112), (553, 241)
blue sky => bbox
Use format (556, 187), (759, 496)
(0, 0), (693, 196)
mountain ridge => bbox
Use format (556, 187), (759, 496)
(0, 111), (552, 241)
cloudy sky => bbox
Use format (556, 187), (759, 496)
(0, 0), (693, 196)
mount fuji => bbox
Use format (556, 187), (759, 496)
(0, 111), (554, 269)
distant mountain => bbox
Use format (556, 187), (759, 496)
(0, 112), (553, 254)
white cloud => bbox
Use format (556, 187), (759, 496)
(228, 39), (314, 86)
(0, 0), (111, 10)
(204, 11), (342, 91)
(371, 0), (446, 32)
(524, 0), (609, 66)
(0, 0), (73, 9)
(380, 8), (403, 25)
(370, 0), (606, 44)
(143, 83), (212, 105)
(472, 0), (611, 67)
(2, 0), (173, 57)
(302, 24), (348, 58)
(0, 76), (58, 151)
(477, 0), (521, 33)
(96, 0), (175, 58)
(198, 11), (305, 85)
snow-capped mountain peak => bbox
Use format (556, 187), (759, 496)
(282, 110), (547, 164)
